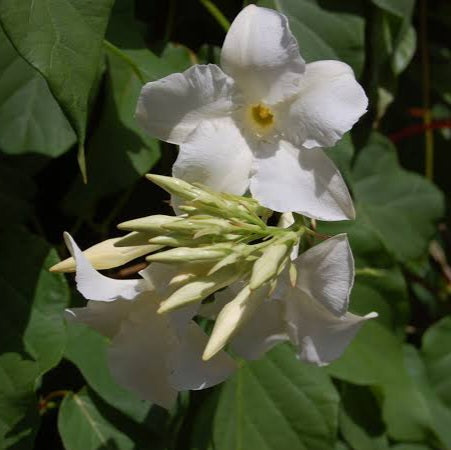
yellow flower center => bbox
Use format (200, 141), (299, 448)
(251, 104), (274, 127)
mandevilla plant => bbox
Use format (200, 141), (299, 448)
(51, 175), (376, 408)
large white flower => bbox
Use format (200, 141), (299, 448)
(203, 234), (377, 365)
(63, 233), (236, 409)
(136, 5), (367, 221)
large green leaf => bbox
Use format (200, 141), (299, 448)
(58, 388), (134, 450)
(352, 133), (444, 262)
(0, 28), (75, 156)
(328, 321), (438, 443)
(260, 0), (365, 76)
(0, 229), (69, 374)
(64, 321), (153, 423)
(338, 384), (389, 450)
(421, 317), (451, 409)
(403, 345), (451, 449)
(0, 161), (36, 228)
(0, 353), (39, 449)
(63, 47), (161, 218)
(193, 344), (339, 450)
(0, 0), (114, 178)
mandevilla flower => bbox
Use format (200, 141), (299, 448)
(202, 234), (377, 365)
(136, 5), (367, 221)
(61, 233), (236, 409)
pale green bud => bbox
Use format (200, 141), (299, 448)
(202, 284), (266, 360)
(289, 262), (298, 287)
(146, 245), (230, 263)
(118, 215), (182, 233)
(114, 231), (155, 247)
(146, 174), (201, 201)
(249, 233), (297, 290)
(158, 267), (240, 313)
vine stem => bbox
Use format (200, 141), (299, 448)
(199, 0), (230, 31)
(420, 0), (434, 180)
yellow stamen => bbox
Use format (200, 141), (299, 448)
(251, 104), (274, 127)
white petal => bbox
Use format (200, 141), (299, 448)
(136, 64), (238, 144)
(281, 61), (367, 148)
(107, 299), (178, 409)
(250, 141), (355, 220)
(65, 299), (133, 338)
(221, 5), (305, 104)
(63, 233), (146, 301)
(168, 322), (236, 390)
(285, 290), (377, 366)
(230, 298), (288, 360)
(173, 117), (253, 195)
(295, 234), (354, 316)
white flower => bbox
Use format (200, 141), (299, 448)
(62, 233), (236, 409)
(136, 5), (367, 221)
(203, 234), (377, 365)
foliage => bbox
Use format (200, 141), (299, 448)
(0, 0), (450, 448)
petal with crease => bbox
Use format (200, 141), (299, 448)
(65, 299), (134, 339)
(281, 61), (367, 148)
(221, 5), (305, 104)
(168, 322), (236, 390)
(107, 299), (178, 409)
(230, 298), (288, 360)
(136, 64), (238, 144)
(64, 233), (146, 301)
(294, 234), (354, 316)
(250, 141), (355, 220)
(285, 290), (377, 366)
(173, 117), (253, 195)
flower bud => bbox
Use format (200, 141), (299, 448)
(117, 215), (182, 233)
(146, 245), (230, 263)
(49, 236), (158, 272)
(202, 284), (267, 360)
(249, 245), (287, 290)
(158, 267), (240, 313)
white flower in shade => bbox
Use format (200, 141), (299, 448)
(62, 233), (236, 409)
(203, 234), (377, 365)
(136, 5), (367, 221)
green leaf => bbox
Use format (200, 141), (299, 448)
(351, 133), (444, 262)
(403, 345), (451, 448)
(260, 0), (365, 76)
(328, 321), (437, 442)
(371, 0), (415, 19)
(339, 384), (389, 450)
(193, 344), (339, 450)
(63, 46), (161, 219)
(0, 229), (70, 374)
(0, 0), (115, 179)
(0, 353), (39, 449)
(421, 317), (451, 409)
(58, 388), (134, 450)
(0, 28), (76, 156)
(64, 321), (152, 423)
(0, 161), (36, 228)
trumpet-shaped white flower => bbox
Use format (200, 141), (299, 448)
(63, 233), (236, 409)
(136, 5), (367, 221)
(204, 234), (377, 365)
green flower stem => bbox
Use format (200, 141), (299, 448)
(199, 0), (230, 32)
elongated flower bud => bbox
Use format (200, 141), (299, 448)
(202, 284), (266, 360)
(118, 215), (182, 233)
(50, 236), (158, 272)
(146, 245), (230, 263)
